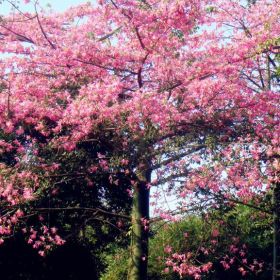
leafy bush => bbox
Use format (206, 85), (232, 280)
(101, 205), (273, 279)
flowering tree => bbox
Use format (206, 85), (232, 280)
(0, 0), (280, 279)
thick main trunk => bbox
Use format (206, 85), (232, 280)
(128, 165), (151, 280)
(273, 182), (280, 280)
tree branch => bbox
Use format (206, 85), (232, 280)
(34, 207), (130, 219)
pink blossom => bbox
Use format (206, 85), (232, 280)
(164, 245), (173, 254)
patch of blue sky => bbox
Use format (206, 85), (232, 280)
(0, 0), (95, 15)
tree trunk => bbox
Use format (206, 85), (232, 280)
(128, 164), (151, 280)
(273, 182), (280, 280)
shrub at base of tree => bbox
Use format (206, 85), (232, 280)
(102, 204), (272, 280)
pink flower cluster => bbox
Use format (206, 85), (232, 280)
(26, 226), (65, 257)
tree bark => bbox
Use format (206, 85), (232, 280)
(128, 163), (151, 280)
(273, 182), (280, 280)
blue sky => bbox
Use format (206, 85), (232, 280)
(1, 0), (93, 14)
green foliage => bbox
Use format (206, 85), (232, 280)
(205, 6), (216, 13)
(100, 246), (129, 280)
(101, 205), (273, 279)
(171, 29), (185, 42)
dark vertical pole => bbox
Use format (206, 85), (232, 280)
(128, 163), (151, 280)
(273, 182), (280, 280)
